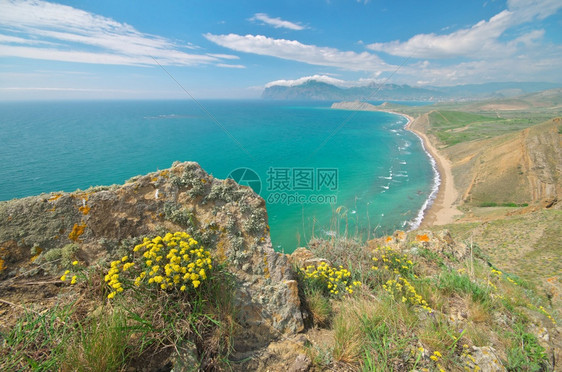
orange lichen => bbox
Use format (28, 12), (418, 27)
(385, 236), (394, 243)
(160, 170), (169, 178)
(215, 240), (227, 263)
(0, 259), (5, 272)
(48, 193), (62, 202)
(73, 193), (90, 202)
(68, 223), (87, 241)
(151, 177), (158, 182)
(79, 205), (91, 215)
(30, 247), (43, 262)
(416, 234), (430, 242)
(263, 255), (270, 279)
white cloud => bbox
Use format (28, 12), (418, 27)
(216, 63), (246, 69)
(396, 46), (562, 85)
(249, 13), (306, 30)
(204, 33), (391, 72)
(0, 0), (237, 66)
(265, 74), (379, 88)
(367, 0), (562, 59)
(0, 87), (132, 92)
(206, 53), (240, 60)
(265, 75), (347, 88)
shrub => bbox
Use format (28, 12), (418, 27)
(300, 261), (361, 297)
(105, 232), (213, 299)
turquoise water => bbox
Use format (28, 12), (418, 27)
(0, 100), (435, 252)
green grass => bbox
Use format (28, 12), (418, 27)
(505, 322), (548, 371)
(426, 110), (552, 146)
(358, 300), (418, 371)
(303, 288), (333, 327)
(1, 232), (238, 372)
(478, 202), (529, 207)
(436, 269), (491, 304)
(61, 310), (130, 372)
(0, 304), (74, 371)
(300, 231), (561, 371)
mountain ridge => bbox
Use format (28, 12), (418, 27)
(262, 80), (562, 101)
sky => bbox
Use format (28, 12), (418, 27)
(1, 0), (561, 100)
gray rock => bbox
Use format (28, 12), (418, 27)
(0, 161), (304, 353)
(461, 346), (506, 372)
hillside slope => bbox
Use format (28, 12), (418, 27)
(438, 117), (561, 206)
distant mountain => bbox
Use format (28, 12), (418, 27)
(261, 80), (562, 101)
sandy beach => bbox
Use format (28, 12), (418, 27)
(402, 114), (462, 227)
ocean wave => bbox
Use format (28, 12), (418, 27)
(380, 111), (441, 231)
(404, 128), (440, 231)
(144, 114), (192, 120)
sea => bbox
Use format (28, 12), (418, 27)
(0, 100), (436, 253)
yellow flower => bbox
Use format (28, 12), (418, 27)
(60, 275), (67, 281)
(430, 355), (438, 361)
(121, 256), (128, 262)
(180, 285), (186, 291)
(193, 280), (201, 288)
(64, 270), (70, 274)
(70, 276), (77, 285)
(107, 292), (116, 299)
(153, 275), (164, 283)
(434, 351), (442, 357)
(72, 260), (79, 266)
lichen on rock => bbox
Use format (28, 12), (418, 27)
(0, 161), (304, 356)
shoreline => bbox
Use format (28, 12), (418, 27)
(400, 112), (462, 228)
(331, 102), (461, 228)
(398, 113), (441, 230)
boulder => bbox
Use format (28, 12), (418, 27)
(0, 161), (304, 352)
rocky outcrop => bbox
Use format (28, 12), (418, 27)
(367, 229), (468, 260)
(0, 161), (303, 352)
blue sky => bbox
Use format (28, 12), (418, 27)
(1, 0), (561, 100)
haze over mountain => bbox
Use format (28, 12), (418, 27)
(262, 79), (562, 101)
